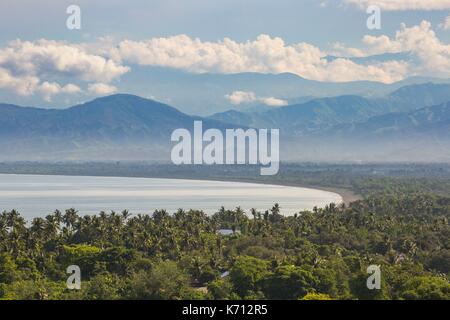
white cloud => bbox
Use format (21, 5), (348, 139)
(327, 21), (450, 78)
(61, 83), (82, 94)
(260, 97), (289, 107)
(0, 39), (128, 99)
(0, 66), (39, 96)
(115, 34), (408, 83)
(0, 66), (82, 101)
(440, 14), (450, 29)
(0, 20), (448, 101)
(0, 39), (129, 83)
(88, 83), (118, 95)
(225, 91), (288, 107)
(364, 21), (450, 77)
(38, 82), (81, 101)
(344, 0), (450, 11)
(225, 91), (257, 105)
(329, 42), (366, 58)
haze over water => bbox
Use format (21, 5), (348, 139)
(0, 174), (342, 218)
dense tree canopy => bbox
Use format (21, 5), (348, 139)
(0, 191), (449, 300)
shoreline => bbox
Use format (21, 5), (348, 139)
(179, 176), (362, 206)
(0, 171), (361, 206)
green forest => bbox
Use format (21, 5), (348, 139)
(1, 186), (449, 300)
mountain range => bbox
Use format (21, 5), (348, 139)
(113, 67), (450, 116)
(3, 66), (450, 116)
(209, 83), (450, 135)
(0, 82), (449, 162)
(0, 95), (230, 160)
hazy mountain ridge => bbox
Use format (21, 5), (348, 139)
(6, 66), (449, 116)
(119, 68), (450, 115)
(326, 101), (450, 138)
(286, 101), (450, 162)
(1, 83), (449, 162)
(0, 94), (234, 160)
(209, 83), (450, 135)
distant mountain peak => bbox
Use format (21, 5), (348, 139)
(86, 93), (157, 105)
(70, 93), (183, 116)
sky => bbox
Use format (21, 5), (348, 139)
(0, 0), (449, 105)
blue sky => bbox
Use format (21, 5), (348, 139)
(0, 0), (449, 106)
(0, 0), (448, 46)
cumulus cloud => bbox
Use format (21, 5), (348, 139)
(0, 66), (39, 96)
(225, 91), (257, 105)
(0, 39), (128, 99)
(0, 66), (81, 101)
(88, 83), (118, 95)
(366, 21), (450, 77)
(344, 0), (450, 11)
(114, 34), (408, 83)
(39, 82), (81, 101)
(0, 20), (448, 101)
(0, 39), (129, 82)
(225, 91), (288, 107)
(329, 43), (366, 58)
(327, 21), (450, 78)
(260, 97), (289, 107)
(440, 14), (450, 29)
(61, 83), (82, 94)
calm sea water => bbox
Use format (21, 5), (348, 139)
(0, 174), (342, 218)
